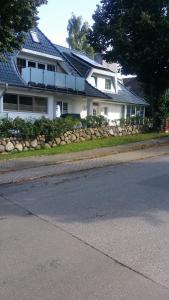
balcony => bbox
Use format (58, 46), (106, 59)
(22, 67), (85, 92)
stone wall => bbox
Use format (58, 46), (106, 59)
(0, 124), (143, 154)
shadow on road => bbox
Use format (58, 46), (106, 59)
(0, 155), (169, 227)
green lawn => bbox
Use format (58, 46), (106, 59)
(0, 132), (168, 161)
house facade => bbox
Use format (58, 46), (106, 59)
(57, 45), (147, 121)
(0, 28), (147, 122)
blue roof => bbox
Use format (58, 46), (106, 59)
(0, 52), (25, 87)
(107, 82), (147, 105)
(0, 28), (147, 104)
(56, 44), (148, 106)
(23, 28), (63, 58)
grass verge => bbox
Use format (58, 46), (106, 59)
(0, 132), (169, 161)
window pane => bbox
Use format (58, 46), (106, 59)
(140, 106), (144, 117)
(56, 102), (62, 117)
(34, 97), (47, 113)
(127, 105), (131, 118)
(63, 102), (68, 114)
(17, 58), (26, 73)
(131, 106), (136, 116)
(28, 61), (36, 68)
(121, 105), (125, 118)
(105, 78), (111, 90)
(3, 94), (18, 111)
(30, 31), (40, 43)
(104, 107), (108, 116)
(92, 76), (97, 87)
(136, 106), (141, 116)
(19, 96), (33, 112)
(38, 63), (45, 70)
(93, 108), (97, 116)
(47, 64), (55, 72)
(56, 63), (66, 74)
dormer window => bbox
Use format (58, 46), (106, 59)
(105, 78), (111, 90)
(30, 31), (40, 43)
(28, 61), (36, 68)
(17, 58), (26, 74)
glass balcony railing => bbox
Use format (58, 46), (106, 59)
(22, 67), (85, 92)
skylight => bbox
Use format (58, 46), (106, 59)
(30, 31), (40, 43)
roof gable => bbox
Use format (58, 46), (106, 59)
(23, 28), (63, 58)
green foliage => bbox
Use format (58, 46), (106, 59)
(0, 116), (83, 141)
(90, 0), (169, 126)
(0, 116), (109, 140)
(0, 0), (47, 55)
(81, 115), (109, 128)
(66, 13), (94, 58)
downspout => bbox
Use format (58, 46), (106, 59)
(0, 83), (8, 114)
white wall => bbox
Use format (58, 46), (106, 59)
(87, 68), (118, 94)
(99, 102), (124, 121)
(70, 98), (87, 118)
(5, 111), (48, 120)
(88, 75), (116, 94)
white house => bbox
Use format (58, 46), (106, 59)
(56, 45), (147, 122)
(0, 27), (147, 122)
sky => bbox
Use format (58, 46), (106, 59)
(38, 0), (100, 47)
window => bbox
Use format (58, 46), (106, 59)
(47, 64), (56, 72)
(127, 105), (131, 118)
(3, 94), (47, 113)
(17, 58), (26, 73)
(131, 105), (136, 116)
(19, 96), (33, 112)
(127, 105), (145, 118)
(30, 31), (40, 43)
(28, 61), (36, 68)
(105, 78), (111, 90)
(56, 102), (62, 117)
(140, 106), (144, 117)
(63, 103), (68, 114)
(3, 94), (18, 111)
(104, 107), (108, 116)
(56, 62), (66, 74)
(38, 63), (45, 70)
(92, 76), (97, 87)
(56, 101), (68, 117)
(34, 97), (47, 113)
(93, 108), (97, 116)
(121, 105), (125, 118)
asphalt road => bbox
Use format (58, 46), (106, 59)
(1, 153), (169, 299)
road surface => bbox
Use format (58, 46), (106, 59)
(1, 153), (169, 299)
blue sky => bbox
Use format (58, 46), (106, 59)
(38, 0), (100, 46)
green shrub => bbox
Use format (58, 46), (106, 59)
(81, 115), (108, 128)
(0, 116), (84, 141)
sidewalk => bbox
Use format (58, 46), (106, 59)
(0, 137), (169, 185)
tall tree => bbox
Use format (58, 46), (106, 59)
(90, 0), (169, 127)
(0, 0), (47, 54)
(66, 13), (94, 58)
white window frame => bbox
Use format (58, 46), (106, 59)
(3, 94), (48, 114)
(30, 31), (40, 43)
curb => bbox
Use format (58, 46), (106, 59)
(0, 137), (169, 185)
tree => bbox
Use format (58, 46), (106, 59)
(90, 0), (169, 128)
(0, 0), (47, 54)
(66, 13), (94, 58)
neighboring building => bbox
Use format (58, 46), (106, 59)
(0, 27), (147, 122)
(56, 45), (147, 121)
